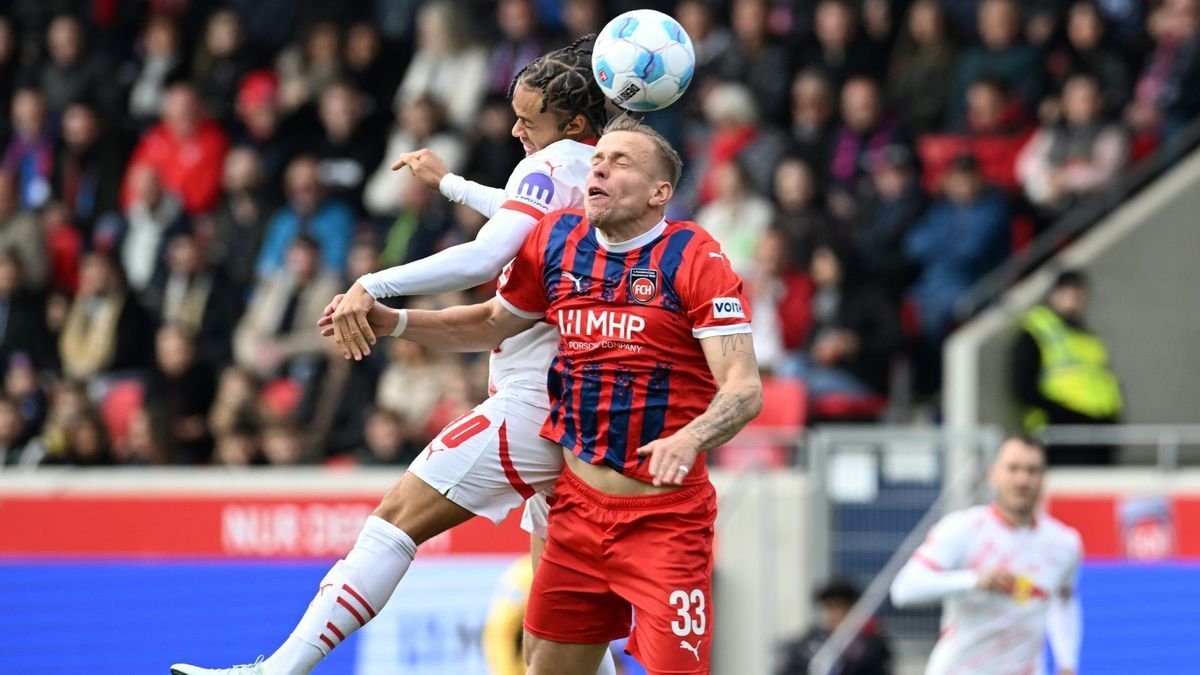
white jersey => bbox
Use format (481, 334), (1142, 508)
(905, 505), (1082, 675)
(487, 139), (594, 399)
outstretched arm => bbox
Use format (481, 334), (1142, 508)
(890, 557), (980, 607)
(636, 331), (763, 486)
(321, 296), (536, 355)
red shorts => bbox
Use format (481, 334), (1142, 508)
(524, 465), (716, 674)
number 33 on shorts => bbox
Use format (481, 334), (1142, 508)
(670, 588), (707, 636)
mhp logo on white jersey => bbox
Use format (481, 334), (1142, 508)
(712, 297), (745, 319)
(557, 308), (646, 341)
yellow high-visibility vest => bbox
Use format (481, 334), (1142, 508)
(1022, 305), (1123, 430)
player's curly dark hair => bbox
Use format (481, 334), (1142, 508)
(509, 34), (608, 135)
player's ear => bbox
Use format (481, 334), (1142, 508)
(649, 180), (673, 208)
(559, 112), (588, 137)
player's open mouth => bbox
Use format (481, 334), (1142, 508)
(588, 187), (608, 197)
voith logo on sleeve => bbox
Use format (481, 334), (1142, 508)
(712, 297), (745, 319)
(515, 172), (555, 208)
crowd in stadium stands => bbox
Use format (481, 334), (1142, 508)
(0, 0), (1196, 469)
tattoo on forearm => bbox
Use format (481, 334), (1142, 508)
(719, 333), (747, 356)
(684, 390), (758, 451)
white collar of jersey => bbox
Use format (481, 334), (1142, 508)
(594, 218), (667, 253)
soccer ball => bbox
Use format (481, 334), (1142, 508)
(592, 10), (696, 112)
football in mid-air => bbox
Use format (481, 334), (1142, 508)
(592, 9), (695, 112)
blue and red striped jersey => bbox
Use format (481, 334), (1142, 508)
(497, 210), (752, 486)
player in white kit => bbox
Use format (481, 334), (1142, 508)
(890, 436), (1083, 675)
(171, 37), (615, 675)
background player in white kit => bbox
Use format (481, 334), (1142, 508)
(890, 436), (1083, 675)
(171, 37), (615, 675)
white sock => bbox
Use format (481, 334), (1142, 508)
(263, 516), (418, 675)
(597, 646), (617, 675)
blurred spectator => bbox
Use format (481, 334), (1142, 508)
(804, 0), (883, 88)
(124, 14), (185, 128)
(676, 0), (732, 82)
(788, 69), (838, 181)
(275, 19), (344, 114)
(459, 96), (525, 189)
(51, 100), (123, 233)
(41, 202), (83, 294)
(39, 14), (116, 116)
(257, 155), (355, 277)
(122, 83), (230, 216)
(305, 332), (384, 458)
(1012, 270), (1122, 464)
(0, 396), (32, 467)
(113, 407), (165, 465)
(691, 82), (785, 209)
(1126, 0), (1200, 140)
(376, 165), (453, 268)
(192, 8), (252, 126)
(344, 22), (401, 128)
(714, 0), (793, 125)
(208, 366), (262, 441)
(214, 428), (260, 467)
(487, 0), (546, 96)
(235, 235), (341, 385)
(771, 156), (833, 243)
(6, 353), (49, 435)
(746, 228), (813, 374)
(904, 155), (1009, 382)
(376, 337), (461, 449)
(777, 579), (893, 675)
(0, 252), (51, 370)
(0, 17), (19, 147)
(365, 97), (465, 218)
(957, 76), (1031, 138)
(57, 252), (152, 381)
(149, 233), (243, 369)
(42, 410), (114, 466)
(0, 172), (48, 286)
(887, 0), (956, 135)
(106, 164), (191, 294)
(309, 82), (383, 211)
(696, 160), (773, 277)
(852, 145), (924, 296)
(395, 1), (489, 130)
(232, 71), (295, 194)
(208, 147), (272, 292)
(29, 380), (91, 464)
(785, 239), (900, 398)
(261, 422), (306, 465)
(561, 0), (603, 40)
(356, 407), (418, 465)
(1047, 1), (1133, 116)
(827, 77), (905, 209)
(947, 0), (1045, 125)
(1017, 72), (1130, 218)
(3, 87), (55, 210)
(146, 324), (216, 463)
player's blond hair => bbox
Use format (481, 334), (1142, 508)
(604, 114), (683, 188)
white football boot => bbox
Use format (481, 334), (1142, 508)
(169, 656), (267, 675)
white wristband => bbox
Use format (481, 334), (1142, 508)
(390, 309), (409, 337)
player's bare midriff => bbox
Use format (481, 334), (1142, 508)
(563, 449), (682, 496)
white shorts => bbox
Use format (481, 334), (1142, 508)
(407, 387), (562, 533)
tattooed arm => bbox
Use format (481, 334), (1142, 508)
(637, 331), (763, 485)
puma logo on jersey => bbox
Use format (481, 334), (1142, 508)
(544, 160), (563, 176)
(712, 297), (745, 319)
(708, 252), (726, 260)
(561, 271), (583, 292)
(679, 639), (701, 661)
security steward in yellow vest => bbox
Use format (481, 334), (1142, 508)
(1012, 271), (1123, 464)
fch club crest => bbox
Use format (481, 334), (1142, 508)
(628, 268), (658, 303)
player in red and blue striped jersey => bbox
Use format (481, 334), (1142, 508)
(357, 115), (763, 674)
